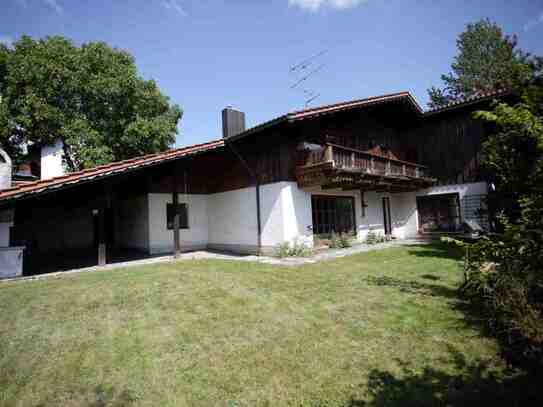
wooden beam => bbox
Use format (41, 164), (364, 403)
(97, 208), (106, 266)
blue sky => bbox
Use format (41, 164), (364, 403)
(1, 0), (543, 147)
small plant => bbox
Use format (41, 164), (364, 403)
(274, 238), (313, 258)
(275, 242), (292, 258)
(328, 232), (353, 249)
(328, 232), (341, 249)
(339, 232), (353, 248)
(365, 229), (387, 245)
(365, 229), (377, 245)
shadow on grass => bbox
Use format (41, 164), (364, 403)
(364, 275), (458, 299)
(406, 242), (464, 261)
(339, 347), (542, 407)
(35, 384), (138, 407)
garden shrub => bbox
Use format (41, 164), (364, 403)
(275, 239), (313, 258)
(444, 97), (543, 371)
(329, 232), (353, 249)
(446, 196), (543, 371)
(365, 230), (386, 245)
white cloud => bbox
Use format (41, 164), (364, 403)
(524, 12), (543, 32)
(161, 0), (187, 17)
(0, 35), (14, 47)
(15, 0), (63, 14)
(288, 0), (367, 12)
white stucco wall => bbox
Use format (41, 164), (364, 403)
(0, 247), (24, 279)
(207, 182), (313, 253)
(0, 223), (11, 247)
(148, 193), (208, 255)
(389, 191), (418, 239)
(417, 182), (487, 200)
(207, 186), (258, 251)
(116, 194), (149, 252)
(280, 182), (313, 246)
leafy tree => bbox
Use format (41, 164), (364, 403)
(428, 19), (533, 109)
(448, 98), (543, 371)
(476, 103), (543, 195)
(0, 36), (182, 171)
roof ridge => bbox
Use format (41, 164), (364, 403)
(288, 91), (412, 116)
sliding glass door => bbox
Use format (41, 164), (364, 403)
(311, 195), (356, 236)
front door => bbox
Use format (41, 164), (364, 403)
(382, 197), (392, 235)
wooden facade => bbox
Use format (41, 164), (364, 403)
(146, 95), (499, 195)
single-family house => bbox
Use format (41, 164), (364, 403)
(0, 90), (508, 277)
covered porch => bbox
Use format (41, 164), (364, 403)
(296, 143), (435, 241)
(1, 142), (226, 276)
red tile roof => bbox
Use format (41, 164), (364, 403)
(424, 89), (510, 115)
(0, 139), (224, 202)
(0, 90), (510, 203)
(289, 91), (424, 120)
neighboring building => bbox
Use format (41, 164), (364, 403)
(15, 139), (65, 181)
(0, 90), (508, 277)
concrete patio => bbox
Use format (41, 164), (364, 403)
(1, 238), (433, 283)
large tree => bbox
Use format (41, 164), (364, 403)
(0, 36), (182, 170)
(428, 19), (533, 109)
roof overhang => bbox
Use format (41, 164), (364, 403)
(0, 140), (225, 205)
(226, 92), (423, 142)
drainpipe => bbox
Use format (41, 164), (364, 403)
(225, 140), (262, 255)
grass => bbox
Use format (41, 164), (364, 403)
(0, 243), (539, 406)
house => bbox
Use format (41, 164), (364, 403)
(0, 90), (508, 277)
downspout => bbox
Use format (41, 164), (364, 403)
(225, 140), (262, 255)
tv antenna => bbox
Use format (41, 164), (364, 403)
(289, 50), (327, 73)
(289, 50), (328, 107)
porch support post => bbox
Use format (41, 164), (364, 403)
(98, 183), (112, 267)
(97, 208), (106, 266)
(172, 163), (181, 258)
(324, 145), (333, 162)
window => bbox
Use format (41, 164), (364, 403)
(167, 203), (189, 230)
(416, 193), (461, 233)
(311, 195), (356, 236)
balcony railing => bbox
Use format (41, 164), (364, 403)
(296, 143), (432, 189)
(301, 143), (428, 177)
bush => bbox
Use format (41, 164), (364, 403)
(275, 239), (313, 258)
(445, 196), (543, 371)
(328, 232), (353, 249)
(365, 230), (387, 245)
(339, 233), (353, 248)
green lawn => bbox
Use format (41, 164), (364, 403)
(0, 244), (537, 406)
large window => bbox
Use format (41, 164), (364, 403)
(417, 193), (461, 233)
(311, 195), (356, 236)
(167, 203), (189, 230)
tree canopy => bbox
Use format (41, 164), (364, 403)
(0, 36), (182, 171)
(427, 19), (534, 109)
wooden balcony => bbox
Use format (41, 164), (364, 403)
(296, 143), (435, 192)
